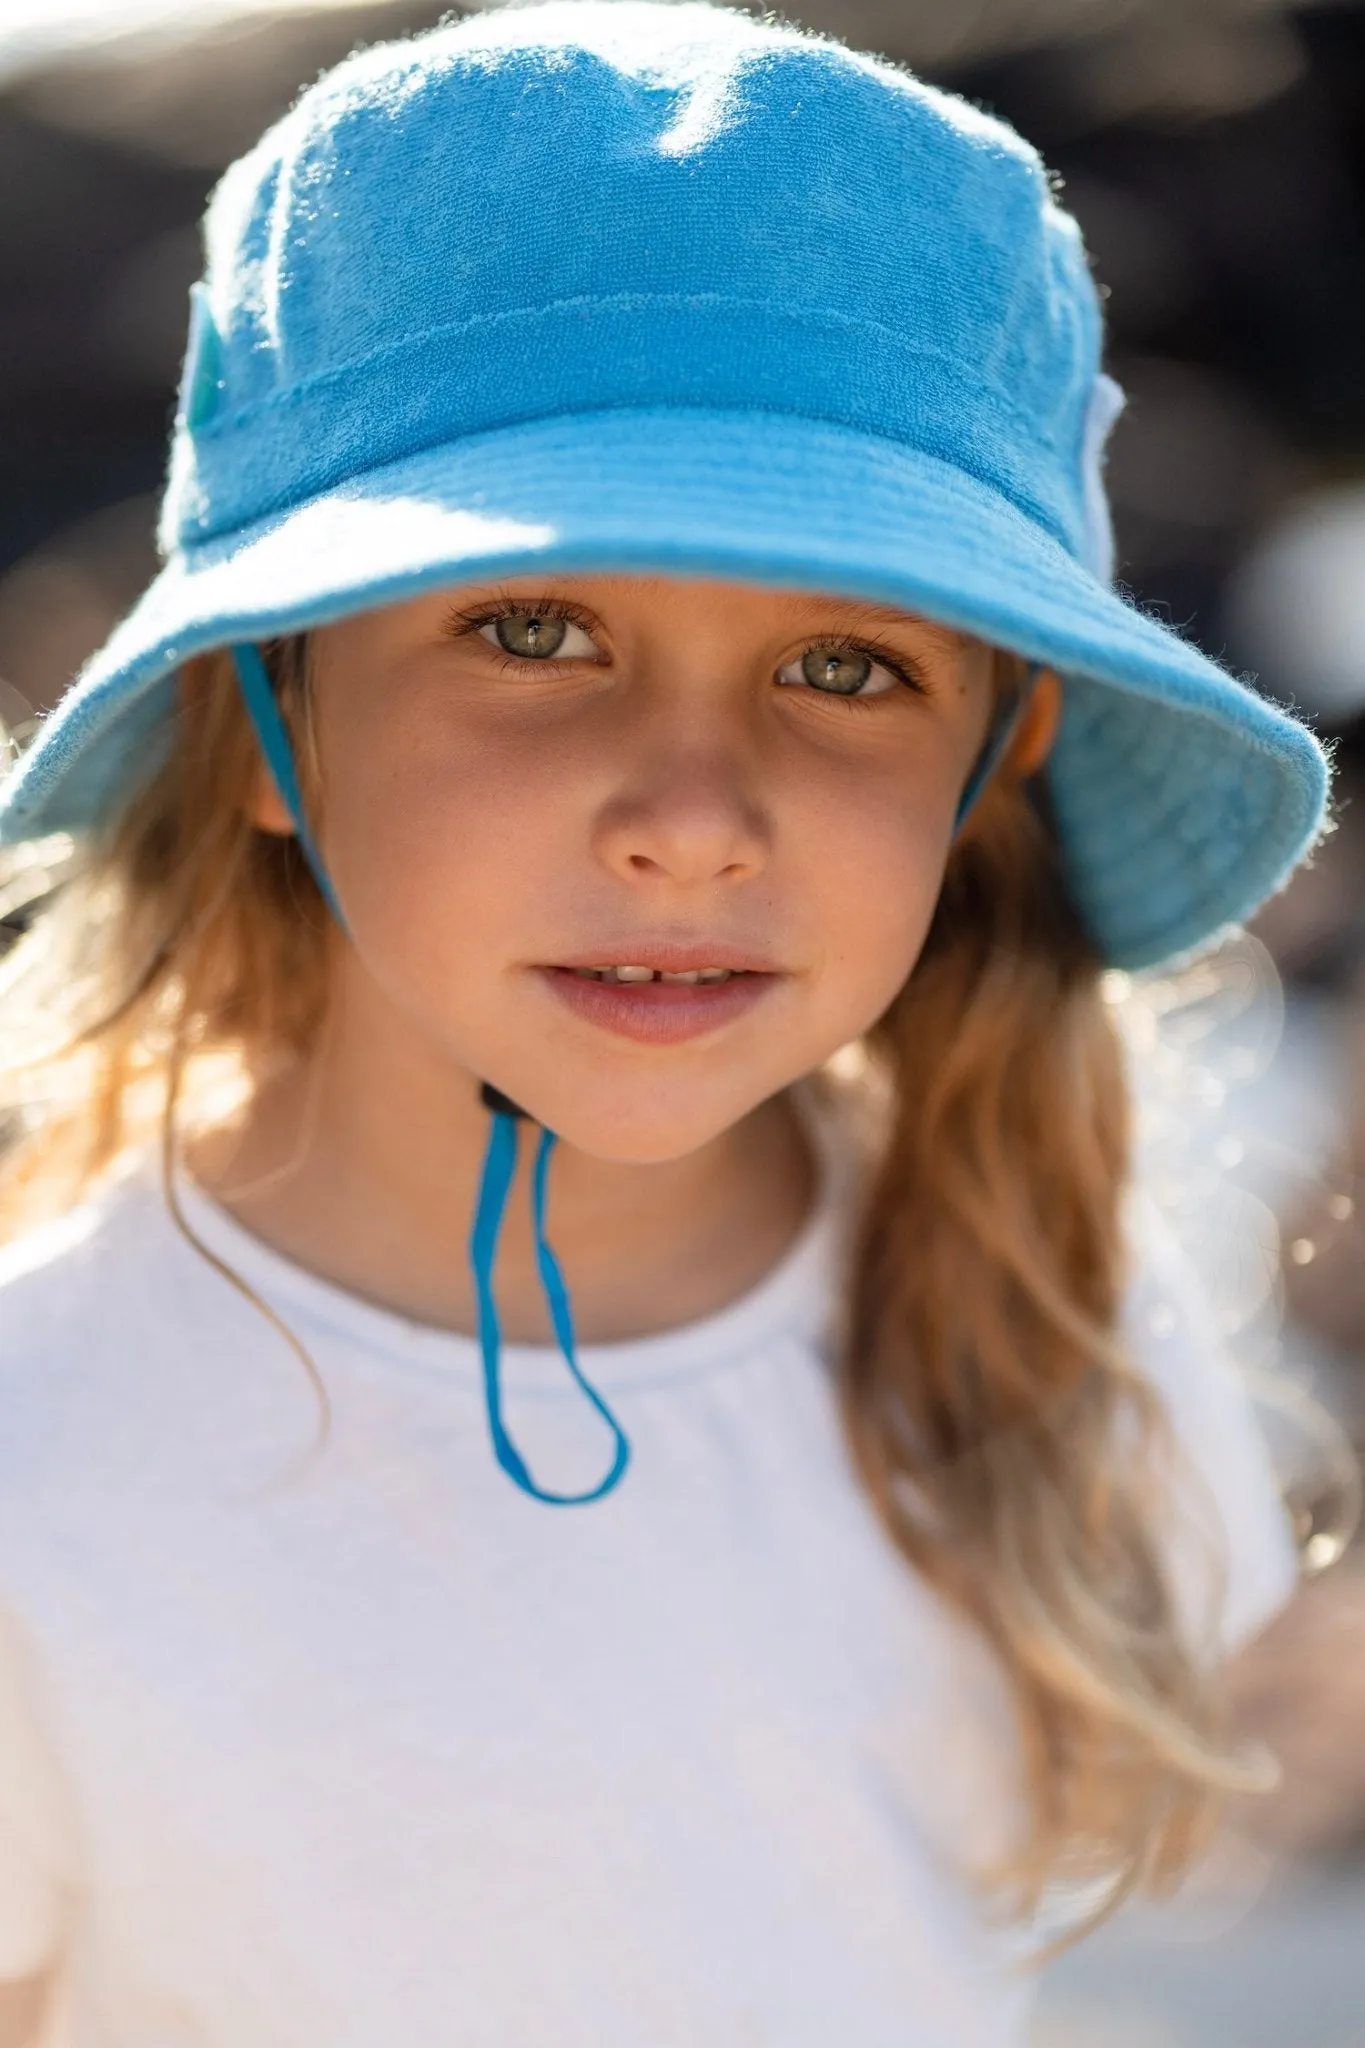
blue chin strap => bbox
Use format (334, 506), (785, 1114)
(471, 1084), (630, 1503)
(228, 643), (1041, 1506)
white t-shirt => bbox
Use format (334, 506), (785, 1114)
(0, 1136), (1294, 2046)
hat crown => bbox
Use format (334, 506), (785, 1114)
(166, 0), (1105, 564)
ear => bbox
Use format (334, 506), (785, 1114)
(247, 755), (298, 837)
(1007, 667), (1062, 779)
(176, 656), (298, 836)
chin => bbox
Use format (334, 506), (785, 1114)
(514, 1075), (773, 1166)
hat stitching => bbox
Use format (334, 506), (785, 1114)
(186, 293), (1076, 451)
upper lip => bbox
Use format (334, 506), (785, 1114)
(546, 942), (784, 975)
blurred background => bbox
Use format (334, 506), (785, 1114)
(1, 0), (1364, 2039)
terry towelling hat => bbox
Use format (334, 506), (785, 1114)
(0, 0), (1327, 969)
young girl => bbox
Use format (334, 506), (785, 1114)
(0, 4), (1329, 2043)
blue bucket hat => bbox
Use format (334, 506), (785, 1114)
(0, 0), (1327, 971)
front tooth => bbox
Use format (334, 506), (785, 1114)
(696, 968), (732, 982)
(660, 970), (703, 984)
(613, 964), (655, 982)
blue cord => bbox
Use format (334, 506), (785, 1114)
(530, 1126), (631, 1498)
(468, 1116), (631, 1505)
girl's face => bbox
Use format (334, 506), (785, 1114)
(282, 576), (1016, 1163)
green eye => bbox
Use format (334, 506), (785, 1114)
(801, 648), (873, 695)
(490, 612), (568, 658)
(475, 609), (602, 662)
(777, 644), (899, 697)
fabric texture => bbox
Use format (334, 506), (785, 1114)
(0, 0), (1328, 967)
(0, 1139), (1294, 2042)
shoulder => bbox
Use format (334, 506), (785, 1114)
(0, 1169), (222, 1488)
(1121, 1189), (1300, 1657)
(0, 1160), (332, 1546)
(0, 1169), (175, 1359)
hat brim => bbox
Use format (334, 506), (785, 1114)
(0, 407), (1326, 970)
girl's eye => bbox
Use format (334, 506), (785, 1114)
(477, 611), (600, 661)
(776, 646), (901, 698)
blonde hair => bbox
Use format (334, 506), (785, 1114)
(0, 640), (1270, 1943)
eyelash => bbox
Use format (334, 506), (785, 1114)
(799, 635), (929, 702)
(443, 593), (595, 646)
(444, 597), (929, 698)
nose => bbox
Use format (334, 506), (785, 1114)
(591, 734), (771, 890)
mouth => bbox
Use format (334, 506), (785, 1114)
(565, 964), (743, 985)
(536, 952), (783, 1045)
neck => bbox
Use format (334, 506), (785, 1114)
(188, 984), (815, 1346)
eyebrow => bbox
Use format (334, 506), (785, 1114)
(771, 592), (961, 642)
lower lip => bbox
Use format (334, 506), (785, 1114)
(537, 967), (780, 1044)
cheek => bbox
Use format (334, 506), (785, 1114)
(797, 770), (955, 1032)
(315, 694), (561, 995)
